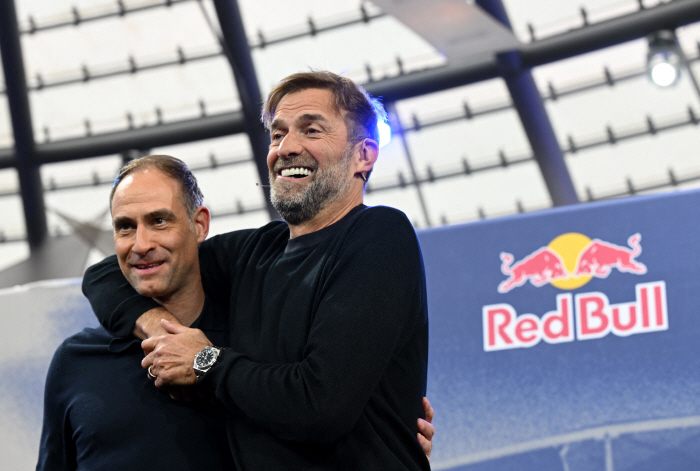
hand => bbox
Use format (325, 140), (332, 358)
(133, 307), (181, 341)
(417, 396), (435, 461)
(142, 319), (212, 388)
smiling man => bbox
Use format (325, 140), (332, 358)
(37, 156), (234, 470)
(83, 71), (431, 470)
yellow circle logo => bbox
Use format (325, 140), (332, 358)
(547, 233), (593, 290)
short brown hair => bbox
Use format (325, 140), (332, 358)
(109, 154), (204, 218)
(261, 70), (386, 145)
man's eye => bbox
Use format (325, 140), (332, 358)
(271, 133), (284, 141)
(116, 224), (133, 232)
(154, 218), (166, 225)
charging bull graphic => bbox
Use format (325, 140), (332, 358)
(574, 233), (646, 278)
(498, 233), (647, 293)
(498, 248), (568, 293)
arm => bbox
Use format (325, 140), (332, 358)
(82, 230), (247, 338)
(202, 209), (428, 443)
(81, 254), (160, 338)
(36, 345), (77, 471)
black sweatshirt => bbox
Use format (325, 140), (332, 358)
(82, 205), (430, 471)
(37, 299), (234, 470)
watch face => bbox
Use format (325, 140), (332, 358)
(196, 347), (217, 368)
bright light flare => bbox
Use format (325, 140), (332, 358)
(646, 31), (682, 88)
(648, 51), (681, 87)
(650, 61), (679, 87)
(378, 121), (392, 148)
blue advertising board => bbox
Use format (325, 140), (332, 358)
(419, 188), (700, 470)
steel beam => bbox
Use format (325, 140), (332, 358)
(0, 0), (698, 169)
(0, 0), (47, 249)
(0, 110), (248, 169)
(366, 0), (700, 100)
(477, 0), (579, 206)
(213, 0), (278, 220)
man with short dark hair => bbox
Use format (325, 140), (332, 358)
(83, 71), (432, 470)
(37, 155), (234, 470)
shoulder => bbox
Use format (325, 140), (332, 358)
(354, 205), (413, 229)
(46, 327), (107, 380)
(326, 206), (421, 264)
(57, 326), (114, 356)
(204, 221), (289, 249)
(346, 205), (417, 240)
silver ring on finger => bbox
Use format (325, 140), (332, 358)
(148, 365), (158, 380)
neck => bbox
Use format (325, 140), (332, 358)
(288, 190), (363, 239)
(153, 278), (206, 327)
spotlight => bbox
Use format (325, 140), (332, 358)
(647, 30), (682, 87)
(378, 121), (392, 148)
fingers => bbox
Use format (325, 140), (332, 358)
(418, 397), (435, 461)
(422, 397), (434, 423)
(417, 418), (435, 441)
(147, 364), (158, 380)
(161, 318), (187, 334)
(141, 335), (164, 356)
(142, 350), (155, 369)
(417, 431), (431, 462)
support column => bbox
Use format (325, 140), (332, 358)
(213, 0), (279, 220)
(477, 0), (579, 206)
(0, 0), (48, 249)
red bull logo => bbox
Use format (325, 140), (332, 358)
(498, 233), (647, 293)
(484, 232), (666, 352)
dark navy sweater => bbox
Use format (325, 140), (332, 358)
(37, 298), (234, 470)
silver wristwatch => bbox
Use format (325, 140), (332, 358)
(193, 346), (223, 379)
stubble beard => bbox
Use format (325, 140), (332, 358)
(270, 146), (353, 226)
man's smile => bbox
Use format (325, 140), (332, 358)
(279, 167), (313, 178)
(131, 261), (165, 274)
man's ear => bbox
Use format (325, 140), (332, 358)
(193, 206), (211, 242)
(355, 138), (379, 174)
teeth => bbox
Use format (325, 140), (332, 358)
(281, 167), (312, 178)
(138, 263), (161, 269)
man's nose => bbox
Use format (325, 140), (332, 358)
(277, 132), (303, 159)
(132, 226), (155, 255)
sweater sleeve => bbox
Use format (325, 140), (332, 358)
(36, 344), (77, 471)
(201, 208), (428, 443)
(81, 255), (160, 338)
(82, 229), (255, 337)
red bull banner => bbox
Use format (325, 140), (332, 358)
(417, 188), (700, 471)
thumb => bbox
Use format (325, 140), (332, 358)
(161, 318), (186, 334)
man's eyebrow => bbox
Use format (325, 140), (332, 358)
(112, 215), (133, 227)
(269, 118), (285, 132)
(270, 113), (330, 132)
(145, 209), (177, 220)
(112, 209), (177, 227)
(296, 113), (329, 125)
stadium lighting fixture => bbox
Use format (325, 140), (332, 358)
(647, 30), (682, 87)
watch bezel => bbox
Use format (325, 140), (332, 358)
(193, 346), (221, 378)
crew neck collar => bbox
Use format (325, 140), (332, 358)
(284, 204), (366, 255)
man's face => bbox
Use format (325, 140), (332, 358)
(267, 88), (356, 225)
(111, 168), (205, 301)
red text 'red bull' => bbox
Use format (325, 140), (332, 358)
(484, 232), (667, 352)
(483, 281), (667, 351)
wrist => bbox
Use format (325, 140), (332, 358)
(193, 346), (225, 379)
(134, 308), (177, 339)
